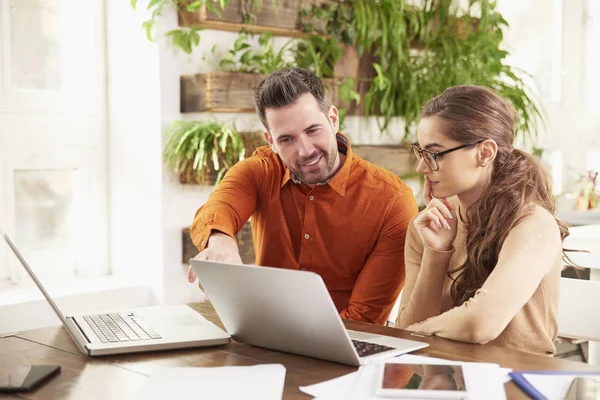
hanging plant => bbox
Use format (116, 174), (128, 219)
(164, 120), (246, 184)
(131, 0), (228, 54)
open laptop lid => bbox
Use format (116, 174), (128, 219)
(0, 225), (68, 326)
(191, 260), (362, 365)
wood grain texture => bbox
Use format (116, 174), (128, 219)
(180, 0), (301, 29)
(180, 72), (264, 113)
(7, 302), (599, 399)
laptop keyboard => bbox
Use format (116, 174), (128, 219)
(83, 313), (162, 343)
(352, 339), (395, 357)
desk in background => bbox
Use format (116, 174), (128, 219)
(1, 303), (599, 399)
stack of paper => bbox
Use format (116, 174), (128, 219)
(137, 364), (286, 400)
(300, 355), (510, 400)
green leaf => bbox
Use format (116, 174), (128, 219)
(190, 31), (200, 47)
(147, 0), (161, 11)
(142, 21), (155, 41)
(212, 147), (220, 171)
(206, 2), (222, 19)
(187, 1), (203, 12)
(233, 35), (248, 51)
(130, 0), (138, 10)
(258, 32), (273, 46)
(216, 168), (227, 184)
(240, 49), (253, 65)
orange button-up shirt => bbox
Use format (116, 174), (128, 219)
(191, 134), (418, 325)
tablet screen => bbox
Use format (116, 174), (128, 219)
(381, 363), (466, 391)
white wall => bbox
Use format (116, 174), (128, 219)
(106, 0), (164, 301)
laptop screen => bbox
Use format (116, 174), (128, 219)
(0, 225), (68, 325)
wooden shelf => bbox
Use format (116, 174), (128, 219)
(189, 20), (321, 39)
(178, 0), (327, 39)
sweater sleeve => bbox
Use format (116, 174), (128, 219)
(403, 207), (562, 344)
(395, 220), (454, 328)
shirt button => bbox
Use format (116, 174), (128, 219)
(309, 196), (315, 201)
(304, 234), (310, 239)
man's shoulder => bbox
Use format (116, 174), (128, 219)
(238, 145), (282, 170)
(350, 153), (413, 194)
(247, 145), (278, 162)
(227, 145), (284, 184)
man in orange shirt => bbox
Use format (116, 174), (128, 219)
(188, 68), (418, 325)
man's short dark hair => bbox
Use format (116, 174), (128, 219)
(254, 67), (330, 131)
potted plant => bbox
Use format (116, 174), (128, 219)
(181, 0), (299, 27)
(164, 119), (246, 184)
(131, 0), (229, 54)
(300, 1), (543, 146)
(181, 32), (295, 113)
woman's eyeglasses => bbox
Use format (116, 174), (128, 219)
(412, 139), (485, 171)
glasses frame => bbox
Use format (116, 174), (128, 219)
(412, 139), (486, 171)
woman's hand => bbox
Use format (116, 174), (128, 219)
(414, 178), (458, 251)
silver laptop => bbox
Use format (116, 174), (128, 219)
(191, 260), (428, 366)
(1, 225), (230, 356)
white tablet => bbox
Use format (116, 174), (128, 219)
(375, 363), (468, 399)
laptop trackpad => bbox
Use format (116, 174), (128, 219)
(348, 330), (415, 349)
(348, 330), (381, 341)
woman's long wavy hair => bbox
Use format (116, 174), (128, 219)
(421, 85), (570, 307)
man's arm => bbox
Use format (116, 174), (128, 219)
(190, 157), (264, 252)
(339, 189), (418, 325)
(188, 157), (267, 288)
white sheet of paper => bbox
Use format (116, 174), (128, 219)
(521, 374), (578, 400)
(137, 364), (286, 400)
(300, 354), (509, 400)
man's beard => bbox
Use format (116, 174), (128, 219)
(292, 141), (338, 184)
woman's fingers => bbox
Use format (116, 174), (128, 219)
(424, 178), (433, 204)
(430, 208), (451, 230)
(441, 197), (456, 216)
(426, 198), (453, 220)
(416, 208), (443, 229)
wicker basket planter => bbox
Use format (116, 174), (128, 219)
(179, 0), (301, 29)
(181, 72), (264, 113)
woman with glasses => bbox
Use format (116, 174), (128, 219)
(395, 85), (569, 356)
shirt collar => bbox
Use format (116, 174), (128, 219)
(281, 133), (353, 196)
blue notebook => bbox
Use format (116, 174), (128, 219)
(509, 371), (600, 400)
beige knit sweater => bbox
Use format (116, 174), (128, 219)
(395, 204), (562, 356)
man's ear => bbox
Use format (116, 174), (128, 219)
(328, 105), (340, 132)
(263, 131), (277, 154)
(478, 139), (497, 167)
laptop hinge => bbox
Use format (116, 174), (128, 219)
(71, 316), (93, 344)
(65, 317), (91, 356)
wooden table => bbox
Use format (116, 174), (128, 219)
(1, 303), (599, 399)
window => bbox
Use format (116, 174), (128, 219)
(0, 0), (108, 284)
(584, 0), (600, 110)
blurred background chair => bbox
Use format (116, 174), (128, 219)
(557, 277), (600, 364)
